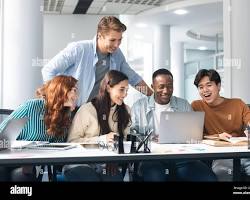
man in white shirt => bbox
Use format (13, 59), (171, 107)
(131, 69), (191, 141)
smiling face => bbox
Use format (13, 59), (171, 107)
(197, 76), (221, 105)
(152, 74), (173, 105)
(97, 30), (122, 54)
(108, 80), (129, 106)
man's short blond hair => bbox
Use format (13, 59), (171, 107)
(97, 16), (126, 35)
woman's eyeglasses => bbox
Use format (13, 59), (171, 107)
(98, 141), (118, 151)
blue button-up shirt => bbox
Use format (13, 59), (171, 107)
(42, 36), (142, 105)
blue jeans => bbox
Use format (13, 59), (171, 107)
(140, 160), (217, 182)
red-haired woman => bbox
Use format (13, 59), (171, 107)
(0, 75), (78, 181)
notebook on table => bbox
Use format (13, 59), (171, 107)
(202, 135), (248, 146)
(158, 111), (205, 144)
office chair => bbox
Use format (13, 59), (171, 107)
(0, 109), (13, 115)
(0, 109), (13, 123)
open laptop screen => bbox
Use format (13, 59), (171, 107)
(158, 112), (204, 144)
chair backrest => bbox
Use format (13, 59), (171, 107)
(0, 109), (13, 123)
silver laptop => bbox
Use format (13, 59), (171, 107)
(158, 112), (204, 144)
(0, 118), (76, 150)
(0, 117), (29, 149)
(26, 143), (77, 150)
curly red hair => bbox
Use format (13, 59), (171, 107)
(36, 75), (77, 137)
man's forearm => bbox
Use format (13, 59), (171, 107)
(135, 80), (153, 96)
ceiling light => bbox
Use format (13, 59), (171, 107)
(173, 9), (188, 15)
(198, 46), (208, 50)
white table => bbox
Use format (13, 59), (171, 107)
(0, 143), (250, 181)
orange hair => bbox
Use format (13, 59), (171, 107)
(36, 75), (77, 137)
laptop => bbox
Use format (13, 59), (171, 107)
(0, 118), (76, 150)
(158, 112), (205, 144)
(0, 117), (31, 149)
(26, 143), (77, 150)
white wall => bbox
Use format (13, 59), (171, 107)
(43, 15), (107, 60)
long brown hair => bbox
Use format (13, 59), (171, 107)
(36, 75), (77, 137)
(91, 70), (131, 153)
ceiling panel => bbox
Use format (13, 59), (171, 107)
(125, 4), (154, 12)
(43, 0), (187, 14)
(64, 0), (78, 6)
(86, 7), (102, 14)
(99, 2), (132, 14)
(90, 1), (106, 7)
(61, 6), (76, 13)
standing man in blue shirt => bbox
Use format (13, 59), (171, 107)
(42, 16), (152, 106)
